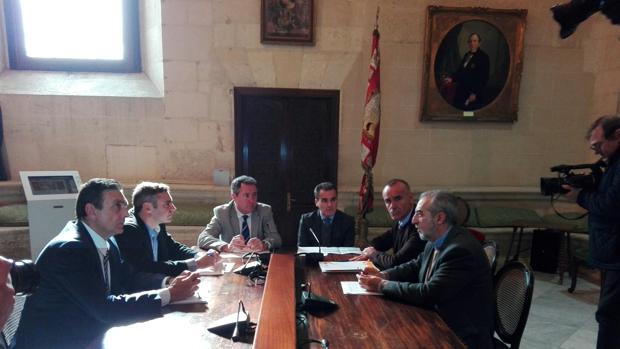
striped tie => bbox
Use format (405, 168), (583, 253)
(425, 249), (438, 282)
(241, 215), (250, 242)
(103, 249), (110, 292)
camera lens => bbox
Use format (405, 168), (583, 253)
(10, 260), (39, 295)
(540, 177), (566, 196)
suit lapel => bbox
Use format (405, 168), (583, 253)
(422, 228), (459, 281)
(251, 210), (260, 239)
(108, 242), (122, 292)
(76, 221), (108, 290)
(229, 202), (241, 236)
(310, 211), (325, 245)
(135, 213), (157, 260)
(420, 244), (435, 281)
(331, 211), (342, 245)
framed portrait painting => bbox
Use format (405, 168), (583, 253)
(261, 0), (315, 45)
(420, 6), (527, 122)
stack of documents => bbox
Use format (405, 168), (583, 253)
(340, 282), (382, 295)
(197, 262), (235, 276)
(169, 292), (207, 305)
(297, 246), (362, 256)
(318, 261), (368, 273)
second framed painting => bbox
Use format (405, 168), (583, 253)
(420, 6), (527, 122)
(261, 0), (315, 45)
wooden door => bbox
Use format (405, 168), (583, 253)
(234, 87), (339, 248)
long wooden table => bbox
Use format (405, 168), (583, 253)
(299, 255), (465, 349)
(99, 253), (464, 348)
(99, 253), (265, 348)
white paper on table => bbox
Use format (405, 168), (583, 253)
(297, 246), (362, 255)
(334, 247), (362, 255)
(169, 292), (207, 305)
(340, 281), (382, 296)
(197, 262), (235, 276)
(219, 252), (245, 259)
(319, 261), (367, 273)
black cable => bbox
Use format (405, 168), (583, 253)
(241, 251), (258, 262)
(550, 194), (588, 220)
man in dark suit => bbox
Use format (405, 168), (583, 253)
(298, 182), (354, 247)
(358, 190), (494, 349)
(563, 115), (620, 349)
(0, 256), (14, 349)
(444, 33), (490, 111)
(198, 175), (281, 252)
(351, 179), (426, 269)
(14, 178), (200, 349)
(115, 182), (220, 277)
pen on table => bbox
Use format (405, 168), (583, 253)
(206, 250), (223, 264)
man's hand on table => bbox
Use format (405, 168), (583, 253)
(349, 246), (377, 261)
(168, 271), (200, 302)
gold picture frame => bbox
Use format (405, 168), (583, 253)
(261, 0), (315, 45)
(420, 6), (527, 122)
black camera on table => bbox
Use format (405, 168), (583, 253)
(10, 259), (39, 295)
(540, 162), (604, 196)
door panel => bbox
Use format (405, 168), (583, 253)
(234, 88), (339, 248)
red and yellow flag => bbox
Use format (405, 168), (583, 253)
(359, 26), (381, 218)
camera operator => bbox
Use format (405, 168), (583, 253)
(0, 256), (15, 349)
(562, 115), (620, 349)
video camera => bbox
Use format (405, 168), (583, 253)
(540, 162), (604, 196)
(10, 259), (39, 295)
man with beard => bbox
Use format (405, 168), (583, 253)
(358, 190), (494, 348)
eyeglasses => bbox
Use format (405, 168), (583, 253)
(590, 141), (603, 151)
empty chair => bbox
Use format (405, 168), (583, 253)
(493, 260), (534, 349)
(455, 196), (471, 226)
(455, 196), (486, 243)
(483, 240), (499, 275)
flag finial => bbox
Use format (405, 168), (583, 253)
(375, 6), (380, 29)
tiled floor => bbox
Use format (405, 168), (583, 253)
(520, 272), (599, 349)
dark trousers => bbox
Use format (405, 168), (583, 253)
(596, 269), (620, 349)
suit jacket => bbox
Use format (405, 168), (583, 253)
(197, 201), (282, 250)
(369, 221), (426, 270)
(115, 211), (197, 277)
(297, 210), (355, 247)
(382, 226), (494, 349)
(451, 48), (490, 110)
(14, 221), (165, 349)
(578, 151), (620, 270)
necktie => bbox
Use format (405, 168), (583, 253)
(241, 215), (250, 242)
(150, 234), (158, 261)
(102, 249), (110, 292)
(425, 249), (438, 282)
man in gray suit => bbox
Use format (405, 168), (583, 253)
(198, 176), (281, 252)
(358, 190), (494, 349)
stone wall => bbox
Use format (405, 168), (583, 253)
(0, 0), (617, 191)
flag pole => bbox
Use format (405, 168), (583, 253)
(358, 7), (381, 245)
